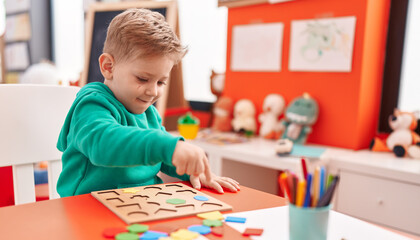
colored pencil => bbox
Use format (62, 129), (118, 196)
(279, 173), (292, 201)
(317, 176), (340, 207)
(296, 180), (306, 207)
(303, 173), (312, 208)
(312, 167), (320, 207)
(301, 158), (308, 180)
(319, 166), (325, 199)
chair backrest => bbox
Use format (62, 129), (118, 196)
(0, 84), (79, 205)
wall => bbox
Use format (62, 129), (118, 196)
(223, 0), (390, 149)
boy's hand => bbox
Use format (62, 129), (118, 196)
(172, 141), (212, 182)
(190, 173), (240, 194)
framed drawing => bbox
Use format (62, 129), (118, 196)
(289, 16), (357, 72)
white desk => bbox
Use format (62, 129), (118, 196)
(224, 206), (417, 240)
(184, 131), (420, 236)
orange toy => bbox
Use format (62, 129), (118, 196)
(370, 109), (420, 158)
(211, 96), (234, 132)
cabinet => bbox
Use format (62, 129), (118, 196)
(329, 150), (420, 236)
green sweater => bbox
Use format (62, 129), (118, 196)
(57, 82), (188, 197)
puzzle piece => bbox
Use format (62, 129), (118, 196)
(243, 228), (264, 236)
(102, 227), (127, 238)
(140, 230), (168, 240)
(225, 216), (246, 223)
(127, 224), (148, 233)
(211, 226), (224, 237)
(202, 219), (223, 227)
(197, 211), (224, 220)
(170, 229), (199, 240)
(194, 195), (209, 201)
(115, 232), (139, 240)
(187, 225), (211, 235)
(166, 198), (186, 205)
(123, 188), (139, 194)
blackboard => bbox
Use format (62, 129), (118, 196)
(82, 2), (174, 85)
(86, 8), (166, 84)
(81, 1), (187, 124)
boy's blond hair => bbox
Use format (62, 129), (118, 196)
(103, 8), (186, 63)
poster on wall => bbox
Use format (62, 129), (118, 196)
(289, 16), (356, 72)
(231, 22), (284, 72)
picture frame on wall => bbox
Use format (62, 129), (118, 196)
(288, 16), (357, 72)
(230, 22), (284, 72)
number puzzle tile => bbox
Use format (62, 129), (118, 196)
(170, 229), (199, 240)
(187, 225), (211, 235)
(202, 219), (223, 227)
(127, 224), (148, 233)
(102, 227), (128, 238)
(211, 226), (224, 237)
(243, 228), (264, 236)
(197, 211), (224, 220)
(166, 198), (186, 205)
(225, 216), (246, 223)
(115, 232), (139, 240)
(140, 230), (168, 240)
(194, 195), (209, 201)
(123, 188), (139, 194)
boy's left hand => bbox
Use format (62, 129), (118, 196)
(189, 173), (240, 193)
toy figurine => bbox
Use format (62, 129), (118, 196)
(370, 109), (420, 158)
(281, 93), (319, 144)
(211, 96), (234, 132)
(232, 99), (257, 134)
(258, 94), (286, 139)
(210, 70), (225, 98)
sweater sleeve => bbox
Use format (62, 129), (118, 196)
(70, 95), (181, 167)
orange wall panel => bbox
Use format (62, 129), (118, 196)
(223, 0), (390, 149)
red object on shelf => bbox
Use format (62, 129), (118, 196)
(0, 166), (15, 207)
(164, 107), (191, 117)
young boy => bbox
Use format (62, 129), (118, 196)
(57, 8), (239, 197)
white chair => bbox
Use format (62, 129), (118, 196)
(0, 84), (79, 205)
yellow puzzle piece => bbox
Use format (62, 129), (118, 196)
(196, 211), (224, 220)
(170, 229), (199, 240)
(122, 188), (139, 194)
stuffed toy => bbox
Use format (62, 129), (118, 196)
(211, 96), (234, 132)
(210, 70), (225, 98)
(232, 99), (257, 134)
(258, 93), (286, 139)
(281, 93), (319, 144)
(20, 61), (60, 85)
(370, 109), (420, 158)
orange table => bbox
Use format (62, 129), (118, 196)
(0, 183), (286, 239)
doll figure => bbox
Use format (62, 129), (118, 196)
(232, 99), (257, 134)
(370, 109), (420, 158)
(258, 94), (286, 139)
(211, 96), (234, 132)
(281, 93), (319, 144)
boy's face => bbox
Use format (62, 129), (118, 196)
(105, 55), (174, 114)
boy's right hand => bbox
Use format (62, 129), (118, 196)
(172, 141), (212, 182)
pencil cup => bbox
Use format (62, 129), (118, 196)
(289, 204), (331, 240)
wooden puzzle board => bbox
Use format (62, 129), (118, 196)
(91, 183), (232, 224)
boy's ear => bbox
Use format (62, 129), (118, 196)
(99, 53), (115, 80)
